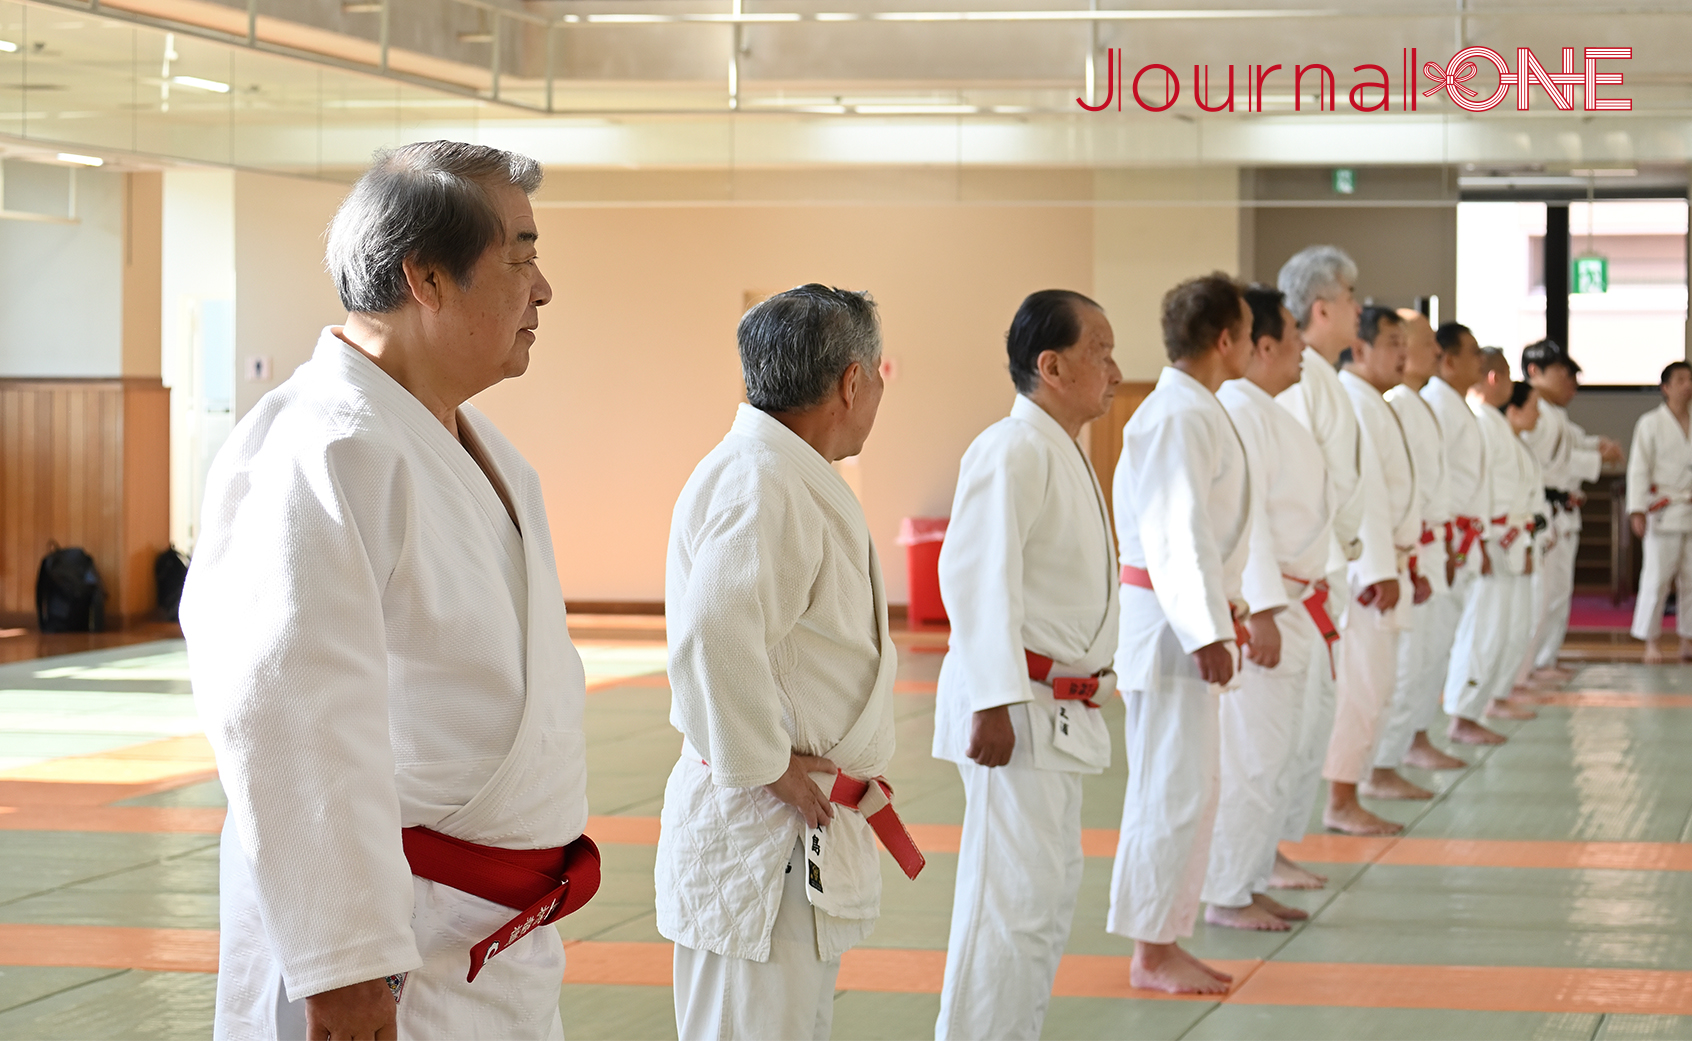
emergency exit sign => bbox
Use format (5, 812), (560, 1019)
(1332, 168), (1357, 194)
(1573, 255), (1609, 293)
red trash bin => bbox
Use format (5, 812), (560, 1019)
(898, 517), (949, 628)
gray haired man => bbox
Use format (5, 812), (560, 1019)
(184, 140), (597, 1039)
(658, 284), (918, 1039)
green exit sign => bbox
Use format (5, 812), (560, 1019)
(1573, 255), (1609, 294)
(1332, 168), (1357, 195)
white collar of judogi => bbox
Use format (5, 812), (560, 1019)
(729, 403), (865, 526)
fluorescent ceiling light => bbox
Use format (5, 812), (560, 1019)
(0, 39), (16, 52)
(171, 74), (230, 93)
(854, 104), (977, 114)
(57, 152), (103, 166)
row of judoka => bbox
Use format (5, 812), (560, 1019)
(654, 251), (1637, 1040)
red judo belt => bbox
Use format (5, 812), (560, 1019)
(1648, 485), (1692, 513)
(402, 826), (601, 983)
(1026, 650), (1103, 708)
(1453, 516), (1483, 563)
(1120, 564), (1250, 646)
(828, 771), (926, 880)
(1492, 513), (1520, 551)
(1286, 574), (1339, 678)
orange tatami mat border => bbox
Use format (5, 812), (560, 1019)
(16, 928), (1692, 1016)
(0, 735), (218, 788)
(1515, 691), (1692, 708)
(4, 805), (1690, 874)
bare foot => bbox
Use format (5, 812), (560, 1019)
(1268, 851), (1327, 890)
(1680, 639), (1692, 662)
(1529, 666), (1574, 683)
(1323, 802), (1403, 835)
(1643, 640), (1664, 664)
(1205, 901), (1290, 931)
(1253, 892), (1309, 921)
(1174, 944), (1234, 982)
(1130, 942), (1231, 994)
(1360, 768), (1435, 801)
(1448, 717), (1507, 745)
(1403, 733), (1467, 771)
(1485, 699), (1537, 721)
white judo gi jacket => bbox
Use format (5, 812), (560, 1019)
(1340, 371), (1418, 593)
(1424, 377), (1488, 578)
(1474, 402), (1539, 575)
(933, 395), (1119, 773)
(1526, 399), (1602, 517)
(1388, 384), (1450, 595)
(1116, 366), (1252, 685)
(184, 329), (589, 1038)
(1626, 404), (1692, 533)
(659, 404), (897, 964)
(1278, 348), (1365, 566)
(1218, 378), (1332, 611)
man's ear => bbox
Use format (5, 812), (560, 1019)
(402, 257), (444, 314)
(1036, 348), (1063, 387)
(840, 361), (861, 410)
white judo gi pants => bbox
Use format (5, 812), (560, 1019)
(673, 838), (839, 1041)
(935, 758), (1083, 1041)
(1204, 605), (1319, 909)
(1631, 530), (1692, 642)
(1324, 575), (1402, 786)
(1276, 592), (1341, 845)
(1444, 568), (1527, 721)
(1108, 626), (1220, 945)
(1372, 590), (1447, 770)
(1528, 514), (1579, 670)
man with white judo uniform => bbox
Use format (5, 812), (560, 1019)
(1521, 341), (1622, 679)
(1271, 246), (1381, 861)
(933, 289), (1122, 1040)
(184, 141), (599, 1040)
(1367, 310), (1468, 786)
(1328, 309), (1420, 830)
(660, 284), (921, 1041)
(1109, 272), (1253, 994)
(1627, 361), (1692, 662)
(1422, 323), (1491, 750)
(1203, 284), (1330, 933)
(1444, 353), (1542, 743)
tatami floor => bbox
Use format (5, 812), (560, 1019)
(2, 621), (1691, 1040)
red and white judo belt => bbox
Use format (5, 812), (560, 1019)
(694, 757), (926, 881)
(827, 770), (926, 880)
(1492, 513), (1521, 551)
(402, 826), (602, 983)
(1283, 573), (1339, 678)
(1025, 649), (1106, 708)
(1647, 485), (1692, 513)
(1448, 515), (1484, 566)
(1120, 563), (1251, 646)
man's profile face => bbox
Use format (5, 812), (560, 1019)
(436, 182), (553, 390)
(1665, 368), (1692, 410)
(1358, 322), (1407, 392)
(1534, 362), (1579, 407)
(1454, 332), (1485, 388)
(1218, 298), (1254, 381)
(1312, 280), (1361, 346)
(1061, 305), (1122, 423)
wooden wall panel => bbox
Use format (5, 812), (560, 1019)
(0, 379), (169, 627)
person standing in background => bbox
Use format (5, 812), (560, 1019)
(1626, 361), (1692, 663)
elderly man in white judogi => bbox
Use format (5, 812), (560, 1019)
(1627, 361), (1692, 662)
(1203, 284), (1331, 933)
(659, 284), (921, 1041)
(1109, 272), (1254, 994)
(933, 290), (1121, 1039)
(1269, 245), (1369, 879)
(184, 142), (599, 1040)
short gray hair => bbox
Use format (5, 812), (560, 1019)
(1277, 245), (1358, 328)
(738, 285), (880, 413)
(325, 140), (543, 314)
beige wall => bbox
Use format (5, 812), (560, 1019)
(123, 173), (164, 379)
(474, 201), (1095, 603)
(233, 171), (349, 419)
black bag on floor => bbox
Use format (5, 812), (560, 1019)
(35, 543), (107, 633)
(154, 545), (189, 622)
